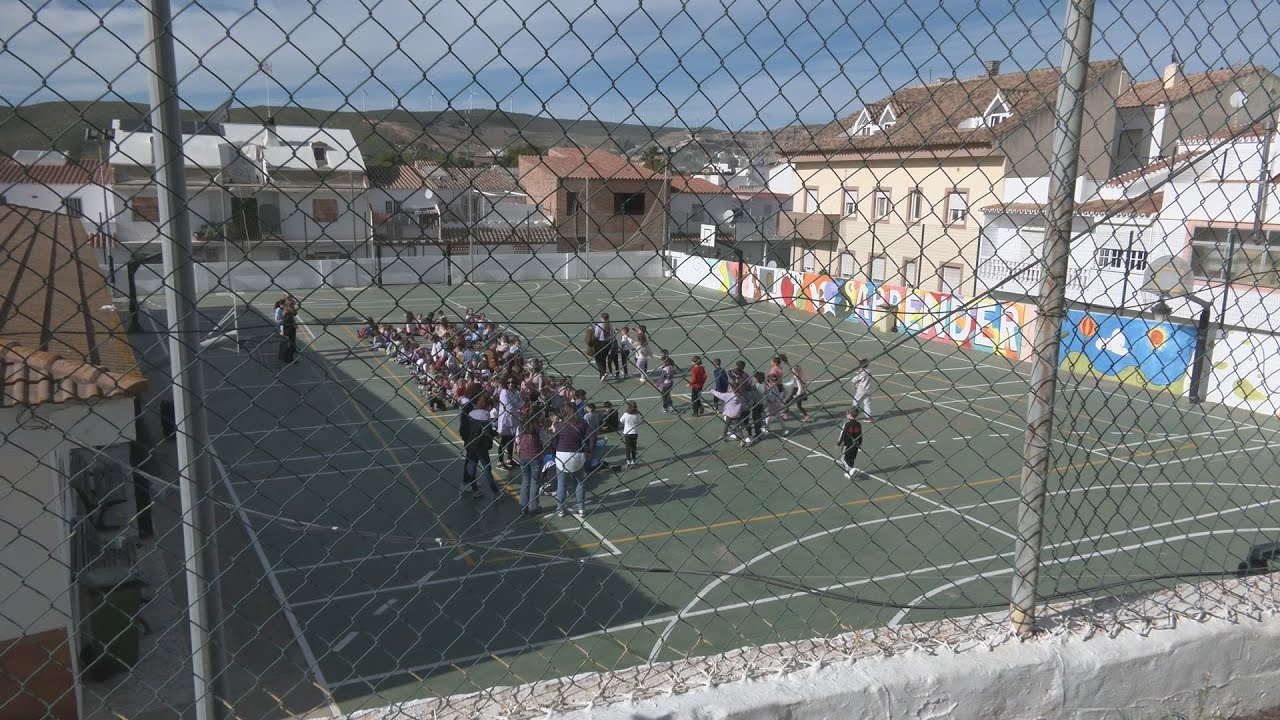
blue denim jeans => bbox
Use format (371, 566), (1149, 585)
(519, 459), (542, 511)
(465, 454), (499, 494)
(556, 465), (586, 513)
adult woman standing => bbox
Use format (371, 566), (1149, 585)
(550, 406), (590, 517)
(278, 306), (298, 364)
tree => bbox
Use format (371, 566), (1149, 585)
(501, 142), (543, 167)
(641, 146), (666, 172)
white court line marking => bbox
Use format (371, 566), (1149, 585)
(290, 551), (616, 608)
(1110, 429), (1236, 449)
(1142, 442), (1275, 468)
(646, 471), (1280, 662)
(372, 599), (398, 616)
(649, 479), (669, 486)
(455, 548), (474, 561)
(766, 457), (789, 463)
(907, 389), (1147, 469)
(689, 470), (709, 476)
(904, 483), (927, 490)
(784, 436), (1017, 541)
(728, 463), (749, 469)
(273, 530), (549, 574)
(890, 525), (1280, 627)
(416, 571), (437, 585)
(212, 452), (342, 717)
(331, 631), (359, 653)
(581, 520), (622, 556)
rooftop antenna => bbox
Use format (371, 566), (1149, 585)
(260, 60), (273, 117)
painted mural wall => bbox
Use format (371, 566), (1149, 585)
(673, 253), (1037, 361)
(1207, 331), (1280, 416)
(1058, 310), (1197, 393)
(672, 252), (1280, 417)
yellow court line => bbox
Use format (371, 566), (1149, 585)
(491, 437), (1201, 557)
(330, 328), (475, 566)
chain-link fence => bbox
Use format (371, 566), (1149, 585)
(3, 0), (1280, 717)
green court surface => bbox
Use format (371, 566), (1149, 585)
(194, 276), (1280, 712)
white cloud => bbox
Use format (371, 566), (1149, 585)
(1, 0), (1276, 132)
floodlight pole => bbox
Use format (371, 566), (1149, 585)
(144, 1), (225, 717)
(1009, 0), (1096, 638)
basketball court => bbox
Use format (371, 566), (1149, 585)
(182, 274), (1280, 712)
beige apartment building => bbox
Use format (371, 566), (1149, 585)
(781, 59), (1128, 295)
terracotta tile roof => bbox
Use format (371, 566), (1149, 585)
(1182, 122), (1271, 144)
(1102, 150), (1204, 186)
(979, 201), (1046, 215)
(526, 147), (664, 181)
(784, 60), (1122, 156)
(982, 192), (1164, 219)
(375, 224), (560, 246)
(0, 158), (111, 186)
(368, 162), (524, 194)
(0, 204), (146, 407)
(1115, 65), (1269, 108)
(671, 175), (732, 194)
(1075, 192), (1164, 217)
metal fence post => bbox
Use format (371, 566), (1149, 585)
(1009, 0), (1097, 638)
(144, 1), (225, 716)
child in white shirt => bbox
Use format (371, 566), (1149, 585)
(620, 401), (643, 467)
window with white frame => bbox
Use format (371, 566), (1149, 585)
(1190, 226), (1280, 288)
(878, 105), (897, 128)
(62, 197), (83, 217)
(984, 93), (1012, 126)
(907, 189), (923, 222)
(843, 188), (858, 216)
(873, 189), (892, 221)
(839, 252), (856, 277)
(940, 264), (964, 294)
(802, 251), (817, 272)
(1095, 247), (1148, 271)
(945, 190), (968, 225)
(849, 109), (876, 137)
(804, 187), (820, 213)
(903, 258), (919, 286)
(870, 255), (887, 282)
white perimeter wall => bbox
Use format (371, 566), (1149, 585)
(0, 398), (136, 641)
(561, 613), (1280, 720)
(125, 250), (667, 297)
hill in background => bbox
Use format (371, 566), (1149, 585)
(0, 101), (820, 173)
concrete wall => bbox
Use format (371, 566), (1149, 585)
(126, 250), (668, 297)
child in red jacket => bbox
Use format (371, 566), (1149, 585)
(689, 356), (708, 416)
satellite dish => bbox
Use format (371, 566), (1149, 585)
(721, 209), (736, 223)
(422, 188), (435, 203)
(1142, 255), (1194, 297)
(1230, 90), (1249, 109)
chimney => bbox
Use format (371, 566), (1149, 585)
(985, 60), (1001, 77)
(1163, 61), (1184, 89)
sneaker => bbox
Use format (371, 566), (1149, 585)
(728, 433), (737, 440)
(600, 374), (607, 381)
(558, 508), (569, 517)
(738, 440), (747, 448)
(574, 508), (585, 518)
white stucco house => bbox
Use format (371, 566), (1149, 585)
(0, 204), (147, 719)
(108, 117), (370, 262)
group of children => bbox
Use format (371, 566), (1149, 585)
(357, 306), (880, 512)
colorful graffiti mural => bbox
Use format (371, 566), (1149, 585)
(1059, 310), (1196, 391)
(673, 254), (1036, 361)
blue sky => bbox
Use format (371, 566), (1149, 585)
(1, 0), (1276, 131)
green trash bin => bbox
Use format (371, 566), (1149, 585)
(80, 567), (143, 678)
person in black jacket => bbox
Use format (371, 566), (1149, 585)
(837, 408), (864, 478)
(459, 389), (501, 498)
